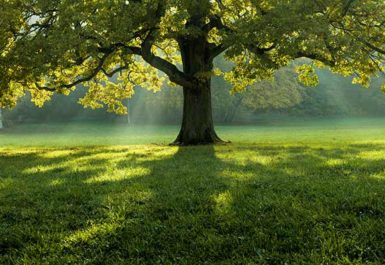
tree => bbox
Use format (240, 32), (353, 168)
(0, 108), (3, 129)
(212, 65), (306, 123)
(1, 0), (385, 144)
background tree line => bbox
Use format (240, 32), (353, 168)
(3, 61), (385, 127)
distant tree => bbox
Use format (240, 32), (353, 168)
(143, 86), (183, 124)
(289, 70), (385, 117)
(0, 108), (3, 129)
(210, 66), (305, 123)
(1, 0), (385, 144)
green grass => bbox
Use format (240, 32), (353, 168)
(1, 119), (385, 264)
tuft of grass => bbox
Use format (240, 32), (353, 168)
(1, 120), (385, 264)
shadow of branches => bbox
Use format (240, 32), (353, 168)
(1, 143), (385, 264)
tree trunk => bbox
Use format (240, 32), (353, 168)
(126, 99), (132, 126)
(224, 95), (244, 124)
(173, 83), (222, 145)
(0, 109), (3, 129)
(173, 36), (224, 145)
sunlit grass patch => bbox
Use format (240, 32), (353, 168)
(212, 191), (233, 215)
(84, 167), (151, 184)
(64, 222), (120, 245)
(358, 150), (385, 161)
(49, 178), (65, 187)
(220, 168), (256, 180)
(370, 174), (385, 180)
(1, 123), (385, 263)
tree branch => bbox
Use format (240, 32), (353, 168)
(207, 16), (233, 59)
(331, 21), (385, 56)
(295, 51), (335, 67)
(206, 15), (276, 60)
(341, 0), (357, 16)
(361, 40), (385, 56)
(210, 43), (229, 59)
(140, 31), (193, 88)
(101, 64), (128, 78)
(35, 53), (111, 91)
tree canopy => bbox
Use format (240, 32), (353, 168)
(1, 0), (385, 144)
(1, 0), (385, 109)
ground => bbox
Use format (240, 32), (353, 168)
(1, 119), (385, 264)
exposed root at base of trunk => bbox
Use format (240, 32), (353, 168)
(170, 133), (229, 146)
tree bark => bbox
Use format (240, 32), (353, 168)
(0, 109), (3, 129)
(173, 83), (222, 145)
(173, 36), (224, 145)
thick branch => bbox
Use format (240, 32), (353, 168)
(341, 0), (357, 16)
(296, 51), (335, 67)
(203, 15), (226, 32)
(210, 43), (229, 59)
(141, 31), (193, 88)
(206, 15), (276, 60)
(204, 15), (233, 59)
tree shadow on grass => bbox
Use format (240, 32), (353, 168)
(1, 144), (385, 264)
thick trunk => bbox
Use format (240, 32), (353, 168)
(173, 36), (223, 145)
(173, 83), (222, 145)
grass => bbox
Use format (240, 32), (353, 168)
(1, 119), (385, 264)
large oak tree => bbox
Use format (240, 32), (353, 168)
(1, 0), (385, 144)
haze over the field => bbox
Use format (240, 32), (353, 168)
(2, 66), (385, 130)
(0, 66), (385, 147)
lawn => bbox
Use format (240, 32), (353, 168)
(1, 119), (385, 264)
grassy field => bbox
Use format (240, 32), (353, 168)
(1, 119), (385, 264)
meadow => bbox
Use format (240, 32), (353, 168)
(1, 119), (385, 264)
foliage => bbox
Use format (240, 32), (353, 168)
(1, 0), (385, 112)
(3, 88), (120, 124)
(288, 71), (385, 117)
(242, 66), (305, 111)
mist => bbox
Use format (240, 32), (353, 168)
(2, 66), (385, 129)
